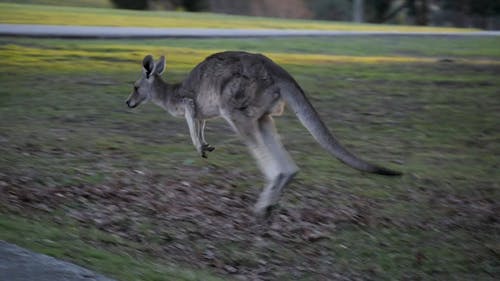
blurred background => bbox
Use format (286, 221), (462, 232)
(3, 0), (500, 29)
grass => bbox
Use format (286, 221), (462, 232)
(2, 37), (499, 76)
(0, 2), (477, 32)
(1, 35), (499, 280)
(0, 214), (223, 281)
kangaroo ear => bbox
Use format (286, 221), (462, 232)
(142, 55), (155, 78)
(155, 56), (166, 75)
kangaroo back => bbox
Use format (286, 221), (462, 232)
(281, 83), (401, 176)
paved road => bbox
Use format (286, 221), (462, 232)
(0, 241), (116, 281)
(0, 24), (499, 38)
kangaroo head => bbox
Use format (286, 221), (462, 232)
(126, 55), (166, 108)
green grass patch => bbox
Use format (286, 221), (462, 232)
(0, 214), (223, 281)
(1, 35), (499, 280)
(331, 227), (497, 280)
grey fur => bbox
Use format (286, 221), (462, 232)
(126, 51), (401, 217)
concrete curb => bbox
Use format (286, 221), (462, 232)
(0, 241), (116, 281)
(0, 24), (499, 38)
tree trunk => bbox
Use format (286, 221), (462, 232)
(415, 0), (429, 25)
(353, 0), (364, 22)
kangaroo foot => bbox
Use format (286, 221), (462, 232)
(203, 143), (215, 152)
(200, 143), (215, 158)
(253, 203), (279, 220)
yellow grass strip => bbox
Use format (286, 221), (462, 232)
(2, 43), (498, 75)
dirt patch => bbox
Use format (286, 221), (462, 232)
(4, 166), (497, 280)
(1, 167), (374, 280)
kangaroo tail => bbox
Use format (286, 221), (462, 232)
(281, 83), (402, 176)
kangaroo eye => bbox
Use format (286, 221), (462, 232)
(134, 86), (139, 91)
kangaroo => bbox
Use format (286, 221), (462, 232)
(126, 52), (401, 217)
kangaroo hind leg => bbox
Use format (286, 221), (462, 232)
(254, 115), (298, 217)
(224, 111), (298, 217)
